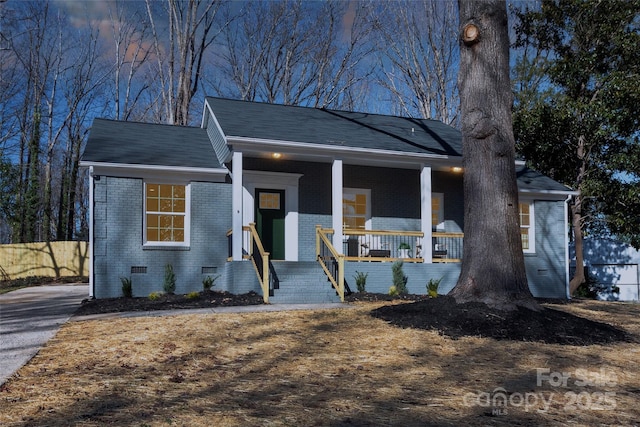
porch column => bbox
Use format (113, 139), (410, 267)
(332, 159), (343, 250)
(232, 151), (243, 261)
(421, 165), (433, 263)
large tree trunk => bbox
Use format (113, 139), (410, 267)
(450, 0), (539, 311)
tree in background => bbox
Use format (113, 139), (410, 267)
(513, 0), (640, 294)
(374, 0), (459, 125)
(450, 0), (538, 311)
(219, 0), (375, 111)
(108, 0), (154, 122)
(1, 0), (106, 243)
(146, 0), (230, 125)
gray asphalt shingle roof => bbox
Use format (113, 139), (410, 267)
(205, 97), (462, 157)
(82, 99), (574, 194)
(516, 165), (574, 193)
(82, 118), (222, 169)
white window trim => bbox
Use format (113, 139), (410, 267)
(343, 187), (372, 230)
(520, 199), (535, 254)
(143, 181), (191, 247)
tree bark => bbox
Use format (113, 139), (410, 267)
(568, 133), (588, 294)
(450, 0), (539, 311)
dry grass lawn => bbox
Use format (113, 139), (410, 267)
(1, 300), (639, 426)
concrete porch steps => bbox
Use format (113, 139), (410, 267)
(269, 261), (342, 304)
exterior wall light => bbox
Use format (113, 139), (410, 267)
(272, 152), (282, 159)
(452, 167), (463, 173)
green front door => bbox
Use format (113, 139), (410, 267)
(255, 189), (285, 260)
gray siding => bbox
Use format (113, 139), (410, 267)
(92, 164), (567, 299)
(93, 177), (234, 298)
(345, 166), (420, 219)
(524, 200), (568, 298)
(432, 171), (464, 232)
(299, 213), (331, 261)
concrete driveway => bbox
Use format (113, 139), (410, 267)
(0, 284), (88, 386)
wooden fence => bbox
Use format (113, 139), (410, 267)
(0, 241), (88, 280)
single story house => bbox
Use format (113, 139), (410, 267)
(80, 97), (577, 303)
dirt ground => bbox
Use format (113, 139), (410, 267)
(1, 295), (639, 426)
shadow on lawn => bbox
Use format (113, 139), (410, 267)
(6, 303), (637, 427)
(371, 296), (636, 345)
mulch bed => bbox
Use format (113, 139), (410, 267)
(370, 295), (636, 346)
(74, 290), (264, 316)
(74, 290), (636, 346)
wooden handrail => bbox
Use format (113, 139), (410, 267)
(343, 229), (423, 237)
(433, 232), (464, 238)
(315, 225), (345, 302)
(247, 223), (270, 303)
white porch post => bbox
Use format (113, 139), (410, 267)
(332, 159), (343, 250)
(421, 165), (433, 263)
(232, 152), (243, 261)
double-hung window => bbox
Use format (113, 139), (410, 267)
(145, 183), (190, 246)
(343, 188), (371, 230)
(519, 201), (534, 253)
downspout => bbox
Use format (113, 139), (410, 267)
(88, 166), (95, 299)
(564, 194), (572, 300)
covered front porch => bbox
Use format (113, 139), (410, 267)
(225, 153), (466, 303)
(229, 223), (464, 303)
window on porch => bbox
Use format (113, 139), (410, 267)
(432, 193), (444, 230)
(343, 188), (370, 230)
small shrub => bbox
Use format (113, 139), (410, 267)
(163, 264), (176, 294)
(148, 291), (163, 301)
(398, 242), (411, 250)
(391, 261), (408, 295)
(388, 285), (399, 296)
(120, 277), (132, 298)
(354, 271), (368, 293)
(186, 291), (200, 299)
(202, 275), (218, 291)
(426, 277), (442, 298)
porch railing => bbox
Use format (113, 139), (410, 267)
(343, 229), (424, 262)
(342, 229), (463, 263)
(227, 224), (278, 303)
(431, 232), (464, 263)
(315, 225), (345, 302)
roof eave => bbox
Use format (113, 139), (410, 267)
(518, 189), (579, 199)
(80, 161), (229, 182)
(226, 135), (462, 169)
